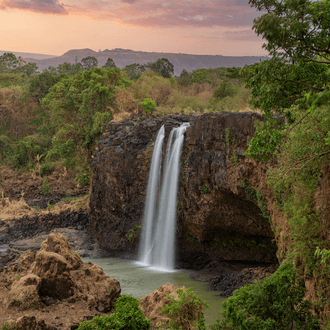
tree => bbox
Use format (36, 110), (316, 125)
(81, 56), (98, 71)
(213, 80), (236, 99)
(29, 71), (60, 101)
(0, 53), (25, 73)
(147, 58), (174, 78)
(177, 69), (191, 86)
(244, 0), (330, 161)
(123, 63), (146, 80)
(103, 57), (116, 68)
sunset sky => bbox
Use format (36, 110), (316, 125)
(0, 0), (267, 56)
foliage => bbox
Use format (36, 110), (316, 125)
(0, 73), (24, 88)
(126, 224), (142, 243)
(147, 58), (174, 78)
(131, 70), (175, 105)
(0, 52), (38, 77)
(42, 67), (123, 158)
(159, 288), (209, 330)
(201, 184), (210, 194)
(77, 295), (151, 330)
(267, 106), (330, 312)
(81, 56), (98, 71)
(40, 176), (52, 195)
(190, 68), (227, 86)
(177, 69), (191, 86)
(140, 98), (156, 114)
(244, 0), (330, 161)
(241, 179), (270, 221)
(103, 57), (116, 68)
(1, 322), (16, 330)
(213, 80), (236, 99)
(12, 134), (50, 169)
(29, 70), (60, 102)
(123, 63), (146, 81)
(210, 262), (320, 330)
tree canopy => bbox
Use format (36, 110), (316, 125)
(81, 56), (98, 71)
(147, 58), (174, 78)
(103, 58), (116, 68)
(244, 0), (330, 161)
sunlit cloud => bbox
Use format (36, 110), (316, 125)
(1, 0), (259, 28)
(0, 0), (68, 14)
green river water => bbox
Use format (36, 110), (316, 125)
(84, 257), (225, 327)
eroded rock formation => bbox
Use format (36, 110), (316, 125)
(0, 232), (121, 328)
(89, 113), (277, 268)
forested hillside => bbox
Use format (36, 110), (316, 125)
(0, 54), (249, 198)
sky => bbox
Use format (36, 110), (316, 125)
(0, 0), (267, 56)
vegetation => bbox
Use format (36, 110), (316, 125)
(159, 288), (209, 330)
(207, 0), (330, 328)
(0, 52), (250, 190)
(77, 295), (151, 330)
(210, 262), (319, 330)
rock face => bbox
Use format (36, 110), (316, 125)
(89, 113), (277, 268)
(0, 233), (121, 328)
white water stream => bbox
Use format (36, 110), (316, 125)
(139, 123), (190, 272)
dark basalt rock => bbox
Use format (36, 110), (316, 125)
(89, 112), (277, 266)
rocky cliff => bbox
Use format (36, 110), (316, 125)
(89, 113), (277, 269)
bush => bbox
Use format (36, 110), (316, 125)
(0, 135), (12, 161)
(213, 80), (236, 99)
(131, 71), (175, 105)
(12, 134), (50, 169)
(159, 288), (209, 330)
(140, 98), (156, 114)
(77, 295), (151, 330)
(210, 262), (320, 330)
(40, 176), (52, 195)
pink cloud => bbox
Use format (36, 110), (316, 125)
(1, 0), (260, 28)
(0, 0), (68, 14)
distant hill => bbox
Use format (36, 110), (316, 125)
(2, 48), (268, 75)
(0, 50), (57, 61)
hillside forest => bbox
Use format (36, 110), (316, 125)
(1, 0), (330, 328)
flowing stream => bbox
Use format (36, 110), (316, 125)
(139, 123), (190, 271)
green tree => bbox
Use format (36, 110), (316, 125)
(213, 80), (236, 99)
(211, 262), (319, 330)
(42, 67), (128, 168)
(57, 62), (73, 75)
(147, 58), (174, 78)
(177, 69), (191, 86)
(244, 0), (330, 161)
(81, 56), (98, 71)
(123, 63), (146, 80)
(29, 71), (60, 102)
(103, 57), (116, 68)
(17, 62), (39, 77)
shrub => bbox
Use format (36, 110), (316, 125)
(131, 71), (175, 105)
(12, 134), (50, 169)
(210, 262), (320, 330)
(39, 162), (53, 176)
(213, 80), (236, 99)
(140, 98), (156, 114)
(159, 288), (209, 330)
(40, 176), (52, 195)
(77, 294), (151, 330)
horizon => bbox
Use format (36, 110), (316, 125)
(0, 47), (269, 59)
(0, 0), (267, 57)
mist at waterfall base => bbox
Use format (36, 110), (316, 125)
(137, 123), (190, 272)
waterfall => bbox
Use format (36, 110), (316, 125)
(139, 122), (190, 272)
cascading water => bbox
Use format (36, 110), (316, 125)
(139, 123), (190, 272)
